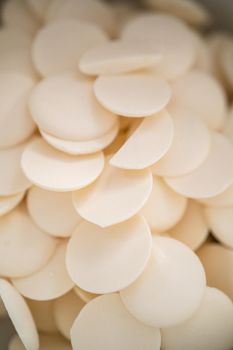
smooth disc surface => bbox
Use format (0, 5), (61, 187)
(120, 236), (206, 328)
(21, 138), (105, 192)
(66, 216), (152, 294)
(72, 161), (153, 227)
(198, 182), (233, 207)
(71, 293), (161, 350)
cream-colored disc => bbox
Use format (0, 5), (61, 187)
(12, 241), (74, 300)
(165, 132), (233, 199)
(204, 206), (233, 248)
(39, 334), (72, 350)
(197, 243), (233, 300)
(162, 287), (233, 350)
(27, 299), (57, 333)
(168, 200), (209, 251)
(0, 72), (36, 149)
(45, 0), (115, 36)
(21, 138), (105, 192)
(71, 293), (161, 350)
(0, 192), (25, 217)
(0, 204), (57, 278)
(32, 19), (107, 77)
(0, 27), (32, 52)
(120, 236), (206, 328)
(66, 216), (152, 294)
(0, 279), (39, 350)
(141, 177), (187, 232)
(74, 286), (98, 303)
(27, 186), (82, 237)
(171, 70), (226, 130)
(94, 74), (171, 117)
(152, 107), (211, 177)
(72, 162), (153, 227)
(110, 110), (173, 170)
(122, 14), (197, 80)
(198, 182), (233, 207)
(29, 76), (117, 141)
(54, 290), (85, 339)
(146, 0), (211, 26)
(40, 121), (119, 155)
(9, 335), (25, 350)
(79, 40), (162, 75)
(2, 0), (39, 35)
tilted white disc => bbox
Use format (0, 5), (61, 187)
(198, 182), (233, 207)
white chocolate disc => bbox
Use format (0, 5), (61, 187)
(141, 177), (187, 232)
(71, 293), (161, 350)
(40, 334), (72, 350)
(110, 110), (173, 170)
(72, 162), (153, 227)
(32, 19), (107, 77)
(45, 0), (115, 36)
(0, 27), (32, 52)
(94, 74), (171, 117)
(168, 200), (208, 251)
(0, 72), (36, 149)
(66, 216), (152, 294)
(9, 335), (25, 350)
(27, 299), (57, 333)
(74, 286), (98, 303)
(204, 206), (233, 248)
(171, 70), (226, 130)
(12, 241), (74, 300)
(162, 287), (233, 350)
(21, 138), (105, 192)
(198, 182), (233, 207)
(27, 186), (82, 237)
(29, 76), (117, 141)
(120, 236), (206, 328)
(79, 40), (162, 75)
(146, 0), (211, 27)
(0, 192), (25, 217)
(122, 14), (197, 80)
(54, 290), (85, 339)
(197, 243), (233, 300)
(0, 204), (57, 278)
(0, 279), (39, 350)
(152, 107), (211, 177)
(40, 122), (119, 155)
(165, 132), (233, 199)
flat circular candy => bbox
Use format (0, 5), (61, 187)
(12, 241), (74, 301)
(94, 74), (171, 117)
(0, 204), (57, 278)
(171, 70), (227, 130)
(72, 161), (153, 227)
(152, 107), (211, 177)
(165, 132), (233, 199)
(0, 192), (25, 217)
(27, 186), (82, 237)
(0, 279), (39, 350)
(198, 243), (233, 300)
(204, 206), (233, 248)
(27, 299), (57, 333)
(32, 19), (107, 77)
(162, 287), (233, 350)
(0, 72), (36, 149)
(54, 290), (85, 339)
(29, 76), (117, 141)
(79, 40), (162, 75)
(141, 177), (187, 232)
(110, 110), (173, 170)
(74, 286), (98, 303)
(120, 236), (206, 328)
(66, 216), (152, 294)
(168, 200), (209, 251)
(198, 182), (233, 207)
(21, 138), (105, 192)
(71, 293), (161, 350)
(122, 14), (197, 80)
(41, 121), (119, 155)
(146, 0), (211, 26)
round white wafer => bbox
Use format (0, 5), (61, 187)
(71, 293), (161, 350)
(21, 138), (105, 192)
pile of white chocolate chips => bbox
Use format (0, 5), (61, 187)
(1, 0), (233, 349)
